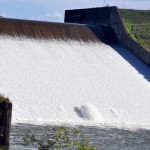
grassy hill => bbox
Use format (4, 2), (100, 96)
(119, 9), (150, 53)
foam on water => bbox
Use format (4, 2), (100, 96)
(0, 36), (150, 127)
(79, 103), (104, 122)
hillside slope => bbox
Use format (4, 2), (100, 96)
(119, 9), (150, 52)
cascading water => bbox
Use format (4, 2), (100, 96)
(0, 36), (150, 127)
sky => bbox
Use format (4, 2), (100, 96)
(0, 0), (149, 22)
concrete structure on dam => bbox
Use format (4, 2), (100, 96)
(65, 6), (150, 67)
(0, 7), (149, 67)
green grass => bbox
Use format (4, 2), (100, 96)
(119, 9), (150, 52)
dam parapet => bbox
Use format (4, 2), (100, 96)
(65, 6), (150, 67)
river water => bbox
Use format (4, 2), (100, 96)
(10, 124), (150, 150)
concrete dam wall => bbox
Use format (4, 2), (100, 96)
(0, 7), (150, 126)
(65, 6), (150, 67)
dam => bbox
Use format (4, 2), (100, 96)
(0, 7), (150, 127)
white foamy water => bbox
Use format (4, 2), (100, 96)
(0, 36), (150, 127)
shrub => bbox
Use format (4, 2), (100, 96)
(23, 126), (98, 150)
(0, 94), (10, 103)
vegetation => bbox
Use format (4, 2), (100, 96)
(0, 145), (9, 150)
(23, 126), (98, 150)
(119, 9), (150, 52)
(0, 94), (10, 103)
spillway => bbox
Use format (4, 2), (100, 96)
(0, 9), (150, 128)
(0, 17), (106, 42)
(0, 34), (150, 127)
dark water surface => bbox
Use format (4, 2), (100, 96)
(10, 124), (150, 150)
